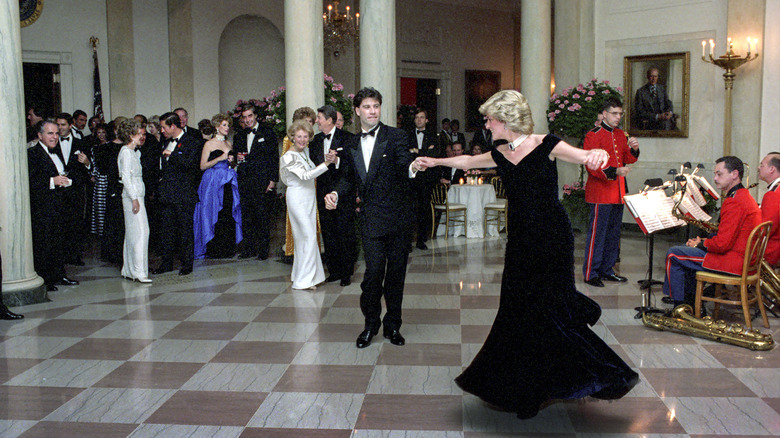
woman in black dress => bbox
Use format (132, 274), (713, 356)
(418, 90), (638, 419)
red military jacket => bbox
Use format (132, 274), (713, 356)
(584, 122), (639, 204)
(703, 185), (761, 275)
(761, 183), (780, 265)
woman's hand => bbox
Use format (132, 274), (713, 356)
(132, 199), (140, 215)
(325, 150), (337, 164)
(584, 149), (609, 170)
(416, 157), (436, 170)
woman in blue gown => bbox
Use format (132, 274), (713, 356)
(418, 90), (638, 419)
(193, 113), (242, 259)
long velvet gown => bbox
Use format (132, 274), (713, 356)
(193, 159), (243, 259)
(454, 134), (639, 419)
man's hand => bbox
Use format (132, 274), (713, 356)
(266, 181), (275, 192)
(77, 152), (90, 166)
(628, 136), (639, 150)
(53, 175), (69, 187)
(616, 166), (632, 177)
(412, 157), (425, 172)
(162, 149), (172, 157)
(325, 150), (337, 164)
(439, 178), (451, 186)
(686, 236), (702, 247)
(324, 192), (338, 210)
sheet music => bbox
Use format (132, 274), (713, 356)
(624, 190), (685, 234)
(673, 192), (713, 222)
(684, 175), (707, 206)
(692, 175), (720, 200)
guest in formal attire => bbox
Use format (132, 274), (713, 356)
(634, 67), (675, 130)
(313, 105), (357, 285)
(281, 107), (316, 258)
(152, 112), (202, 276)
(72, 110), (88, 139)
(233, 103), (279, 260)
(281, 120), (335, 290)
(471, 125), (493, 152)
(55, 112), (91, 266)
(408, 108), (441, 249)
(83, 116), (102, 147)
(439, 141), (467, 185)
(198, 119), (215, 141)
(449, 119), (466, 148)
(194, 113), (242, 259)
(758, 152), (780, 265)
(417, 89), (638, 419)
(90, 124), (109, 241)
(26, 104), (46, 144)
(325, 87), (420, 348)
(0, 248), (24, 320)
(469, 144), (497, 177)
(335, 111), (345, 130)
(96, 117), (127, 264)
(28, 120), (80, 291)
(116, 119), (151, 283)
(439, 118), (451, 146)
(141, 115), (163, 255)
(174, 107), (201, 138)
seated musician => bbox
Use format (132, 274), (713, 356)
(662, 156), (761, 307)
(758, 152), (780, 265)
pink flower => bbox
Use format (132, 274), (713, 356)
(573, 94), (580, 99)
(555, 109), (560, 114)
(604, 80), (610, 84)
(567, 107), (575, 112)
(280, 86), (286, 91)
(588, 90), (596, 96)
(562, 91), (569, 97)
(276, 102), (281, 108)
(559, 104), (565, 109)
(348, 93), (355, 99)
(602, 90), (610, 94)
(258, 101), (267, 107)
(270, 91), (277, 98)
(616, 87), (623, 93)
(555, 99), (561, 104)
(330, 97), (337, 103)
(585, 96), (592, 101)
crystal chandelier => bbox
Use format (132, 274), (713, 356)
(323, 1), (359, 57)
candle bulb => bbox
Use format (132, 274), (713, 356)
(727, 37), (732, 50)
(709, 39), (714, 56)
(346, 5), (350, 18)
(747, 37), (752, 54)
(701, 40), (706, 57)
(355, 12), (359, 29)
(328, 4), (332, 19)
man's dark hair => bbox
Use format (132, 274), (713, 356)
(716, 156), (745, 180)
(56, 112), (73, 125)
(160, 112), (181, 128)
(415, 108), (428, 118)
(134, 114), (148, 124)
(451, 141), (464, 150)
(173, 107), (188, 116)
(767, 152), (780, 173)
(27, 103), (48, 119)
(442, 118), (450, 124)
(73, 109), (87, 119)
(238, 102), (259, 117)
(88, 115), (102, 127)
(353, 87), (382, 108)
(601, 98), (623, 112)
(317, 105), (338, 124)
(450, 119), (460, 130)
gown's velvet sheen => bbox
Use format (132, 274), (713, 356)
(454, 134), (639, 418)
(193, 161), (243, 260)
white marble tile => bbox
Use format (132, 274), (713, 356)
(319, 307), (365, 324)
(292, 342), (381, 365)
(44, 387), (176, 423)
(599, 309), (648, 326)
(5, 358), (123, 387)
(400, 324), (461, 344)
(227, 282), (288, 294)
(0, 318), (47, 337)
(367, 366), (462, 395)
(149, 292), (220, 306)
(55, 304), (141, 320)
(577, 434), (689, 438)
(267, 291), (338, 308)
(401, 295), (461, 309)
(184, 305), (262, 323)
(730, 367), (780, 397)
(461, 343), (483, 367)
(461, 393), (575, 433)
(0, 420), (36, 438)
(247, 392), (363, 429)
(622, 344), (723, 368)
(88, 320), (180, 339)
(233, 322), (318, 342)
(0, 336), (82, 359)
(624, 369), (659, 398)
(127, 424), (244, 438)
(590, 324), (619, 345)
(129, 339), (228, 362)
(663, 396), (780, 435)
(351, 432), (463, 438)
(181, 363), (287, 392)
(458, 309), (498, 326)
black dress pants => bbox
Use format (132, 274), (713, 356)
(360, 229), (410, 332)
(159, 201), (195, 270)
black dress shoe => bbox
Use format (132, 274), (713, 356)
(0, 306), (24, 320)
(238, 252), (256, 259)
(46, 284), (58, 292)
(661, 296), (675, 305)
(178, 267), (193, 275)
(356, 329), (377, 349)
(152, 265), (173, 275)
(340, 277), (351, 287)
(383, 329), (406, 346)
(256, 254), (269, 261)
(416, 241), (428, 250)
(326, 274), (340, 283)
(585, 277), (604, 287)
(601, 274), (628, 282)
(55, 277), (79, 286)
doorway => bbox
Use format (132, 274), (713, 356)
(399, 77), (438, 131)
(23, 62), (61, 119)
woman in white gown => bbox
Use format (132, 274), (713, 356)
(280, 120), (336, 289)
(117, 119), (151, 283)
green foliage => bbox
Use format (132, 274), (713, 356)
(547, 79), (624, 141)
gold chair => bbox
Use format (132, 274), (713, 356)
(694, 221), (772, 329)
(484, 176), (507, 236)
(431, 183), (466, 239)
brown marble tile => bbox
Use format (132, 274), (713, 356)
(249, 275), (291, 283)
(307, 324), (365, 342)
(122, 305), (201, 321)
(355, 394), (463, 430)
(704, 344), (780, 368)
(93, 361), (204, 389)
(20, 305), (80, 320)
(641, 368), (757, 397)
(609, 324), (699, 344)
(253, 307), (328, 323)
(161, 321), (248, 340)
(273, 364), (374, 393)
(762, 397), (780, 416)
(0, 386), (85, 420)
(461, 325), (492, 344)
(689, 435), (773, 438)
(145, 390), (266, 426)
(240, 429), (352, 438)
(18, 421), (138, 437)
(564, 397), (685, 434)
(52, 338), (153, 360)
(589, 294), (645, 309)
(404, 283), (462, 295)
(208, 293), (277, 307)
(609, 345), (636, 368)
(461, 296), (500, 309)
(20, 319), (113, 338)
(211, 341), (304, 363)
(465, 433), (576, 438)
(177, 283), (237, 294)
(331, 294), (360, 308)
(0, 358), (45, 383)
(403, 309), (460, 325)
(95, 294), (164, 305)
(408, 264), (453, 273)
(377, 343), (461, 366)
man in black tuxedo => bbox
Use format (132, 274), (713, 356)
(27, 120), (80, 291)
(312, 105), (357, 286)
(233, 103), (279, 260)
(174, 107), (201, 138)
(152, 112), (202, 275)
(325, 87), (423, 349)
(439, 141), (467, 185)
(408, 108), (442, 250)
(55, 113), (91, 266)
(470, 126), (493, 152)
(71, 110), (88, 139)
(449, 120), (467, 148)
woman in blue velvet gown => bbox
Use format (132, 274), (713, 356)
(418, 90), (638, 419)
(193, 114), (242, 259)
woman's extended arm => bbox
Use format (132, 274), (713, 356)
(417, 151), (496, 171)
(550, 139), (609, 170)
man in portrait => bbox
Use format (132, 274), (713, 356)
(634, 67), (675, 130)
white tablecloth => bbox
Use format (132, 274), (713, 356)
(437, 184), (498, 238)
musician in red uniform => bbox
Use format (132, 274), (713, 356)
(758, 152), (780, 265)
(582, 98), (639, 287)
(663, 156), (761, 306)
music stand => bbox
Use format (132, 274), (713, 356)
(633, 178), (670, 318)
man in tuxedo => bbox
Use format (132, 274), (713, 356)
(26, 105), (45, 144)
(72, 110), (88, 139)
(325, 87), (422, 348)
(233, 103), (279, 260)
(55, 113), (91, 266)
(27, 120), (80, 291)
(312, 105), (357, 286)
(408, 108), (441, 250)
(449, 120), (467, 148)
(634, 67), (675, 130)
(470, 126), (493, 152)
(439, 141), (467, 185)
(152, 112), (202, 275)
(336, 111), (346, 129)
(174, 107), (201, 138)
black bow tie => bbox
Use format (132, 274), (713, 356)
(361, 127), (378, 138)
(60, 136), (70, 141)
(417, 130), (425, 135)
(250, 128), (258, 134)
(324, 133), (332, 141)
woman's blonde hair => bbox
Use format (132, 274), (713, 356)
(479, 90), (534, 135)
(287, 119), (314, 139)
(117, 119), (141, 144)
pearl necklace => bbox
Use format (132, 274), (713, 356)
(215, 134), (226, 141)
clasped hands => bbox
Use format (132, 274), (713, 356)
(583, 149), (611, 170)
(325, 150), (337, 164)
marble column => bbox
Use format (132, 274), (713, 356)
(359, 0), (396, 126)
(284, 0), (324, 123)
(520, 0), (552, 132)
(0, 0), (47, 305)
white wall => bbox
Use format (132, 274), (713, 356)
(133, 0), (171, 117)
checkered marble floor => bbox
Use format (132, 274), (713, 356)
(2, 230), (780, 437)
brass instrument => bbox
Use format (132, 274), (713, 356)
(670, 176), (719, 232)
(643, 305), (774, 350)
(760, 260), (780, 315)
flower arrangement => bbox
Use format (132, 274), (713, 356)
(561, 181), (589, 231)
(547, 79), (624, 141)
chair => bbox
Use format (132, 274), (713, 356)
(484, 176), (507, 236)
(694, 221), (772, 329)
(430, 183), (466, 239)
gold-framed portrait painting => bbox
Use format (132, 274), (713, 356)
(624, 52), (689, 138)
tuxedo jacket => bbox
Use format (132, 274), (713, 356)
(335, 123), (415, 238)
(470, 129), (493, 150)
(157, 132), (202, 205)
(451, 132), (466, 148)
(440, 166), (466, 185)
(407, 128), (443, 186)
(61, 137), (90, 189)
(139, 135), (161, 197)
(28, 144), (75, 223)
(233, 125), (279, 199)
(762, 186), (780, 265)
(311, 128), (355, 206)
